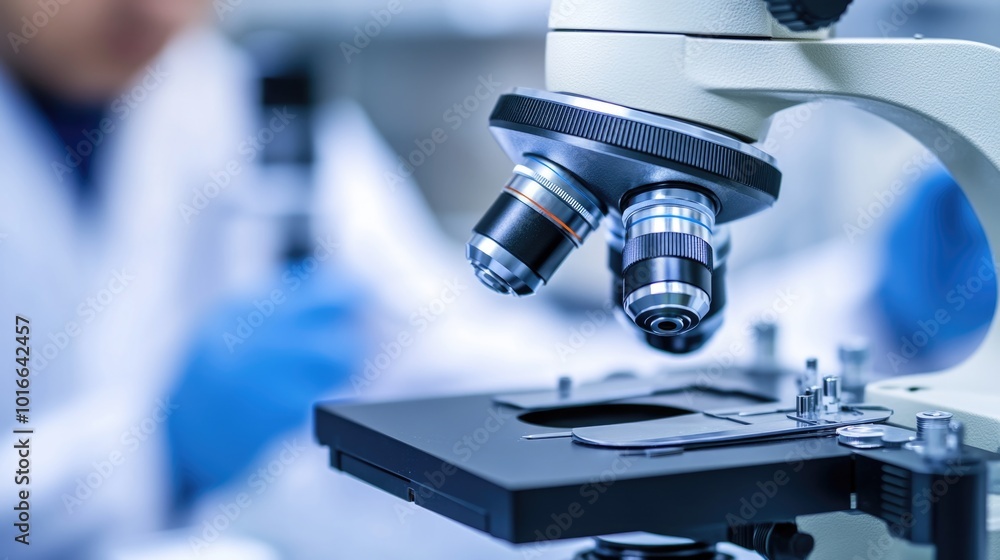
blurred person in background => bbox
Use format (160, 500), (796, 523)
(0, 1), (642, 559)
(0, 0), (365, 557)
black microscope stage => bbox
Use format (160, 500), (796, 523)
(315, 373), (995, 560)
(315, 383), (863, 545)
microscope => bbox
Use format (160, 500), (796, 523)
(317, 1), (1000, 558)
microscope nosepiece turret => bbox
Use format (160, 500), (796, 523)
(467, 88), (782, 352)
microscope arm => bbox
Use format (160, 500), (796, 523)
(548, 33), (1000, 447)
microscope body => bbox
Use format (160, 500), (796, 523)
(310, 3), (1000, 559)
(464, 0), (1000, 557)
(540, 0), (1000, 441)
(470, 0), (1000, 416)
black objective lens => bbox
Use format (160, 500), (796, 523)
(467, 157), (603, 296)
(469, 193), (574, 294)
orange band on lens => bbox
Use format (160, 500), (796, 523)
(503, 186), (583, 243)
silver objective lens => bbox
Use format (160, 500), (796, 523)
(621, 188), (716, 336)
(467, 157), (604, 296)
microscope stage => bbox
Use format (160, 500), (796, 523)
(315, 386), (859, 544)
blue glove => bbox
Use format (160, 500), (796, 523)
(166, 266), (368, 506)
(876, 169), (996, 371)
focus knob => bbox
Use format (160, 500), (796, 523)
(765, 0), (854, 31)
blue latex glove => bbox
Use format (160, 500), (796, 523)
(167, 266), (368, 506)
(876, 169), (996, 372)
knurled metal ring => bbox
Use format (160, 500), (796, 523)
(491, 92), (781, 199)
(623, 232), (713, 271)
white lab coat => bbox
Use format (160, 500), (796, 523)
(0, 29), (270, 559)
(0, 27), (653, 559)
